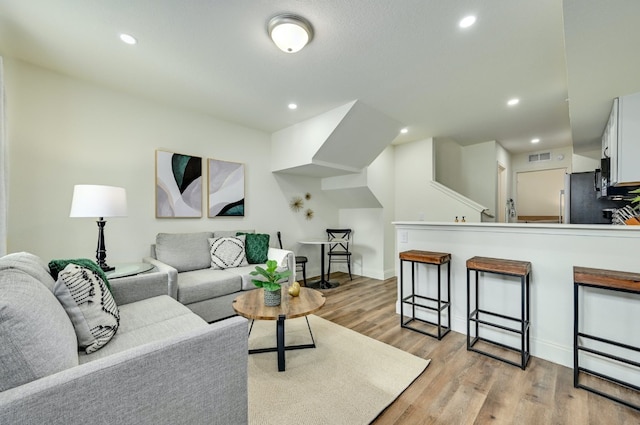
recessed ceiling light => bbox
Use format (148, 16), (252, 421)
(531, 138), (540, 144)
(119, 33), (137, 45)
(400, 128), (408, 134)
(288, 103), (298, 110)
(459, 15), (477, 28)
(507, 98), (520, 106)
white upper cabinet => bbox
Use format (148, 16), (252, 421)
(605, 92), (640, 186)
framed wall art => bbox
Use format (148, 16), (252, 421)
(208, 158), (245, 217)
(155, 150), (202, 218)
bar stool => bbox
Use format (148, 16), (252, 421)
(399, 250), (451, 340)
(574, 266), (640, 411)
(466, 256), (531, 369)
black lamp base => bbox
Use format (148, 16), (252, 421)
(98, 262), (115, 272)
(96, 218), (114, 272)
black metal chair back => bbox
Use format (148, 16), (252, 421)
(326, 228), (353, 280)
(326, 229), (351, 253)
(277, 231), (308, 286)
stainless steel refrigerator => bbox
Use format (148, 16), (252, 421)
(563, 171), (627, 224)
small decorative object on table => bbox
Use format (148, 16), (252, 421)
(288, 281), (301, 297)
(250, 259), (292, 307)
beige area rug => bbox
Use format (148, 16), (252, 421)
(248, 315), (430, 425)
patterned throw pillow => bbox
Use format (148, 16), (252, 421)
(53, 264), (120, 354)
(237, 232), (270, 264)
(208, 235), (249, 269)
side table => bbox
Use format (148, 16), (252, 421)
(105, 262), (155, 280)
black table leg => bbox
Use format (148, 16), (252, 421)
(308, 243), (340, 289)
(277, 314), (285, 371)
(248, 316), (318, 372)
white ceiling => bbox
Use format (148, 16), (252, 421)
(0, 0), (638, 155)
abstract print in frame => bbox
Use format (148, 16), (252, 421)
(208, 158), (245, 217)
(156, 150), (202, 218)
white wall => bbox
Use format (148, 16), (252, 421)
(395, 139), (479, 222)
(271, 173), (338, 280)
(461, 141), (497, 218)
(335, 146), (397, 280)
(338, 208), (384, 278)
(318, 146), (396, 280)
(5, 59), (338, 272)
(434, 138), (507, 220)
(572, 149), (600, 173)
(512, 146), (573, 173)
(434, 137), (464, 192)
(367, 146), (396, 278)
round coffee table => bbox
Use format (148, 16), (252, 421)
(233, 287), (325, 372)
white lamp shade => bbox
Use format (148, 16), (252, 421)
(268, 15), (313, 53)
(70, 185), (128, 218)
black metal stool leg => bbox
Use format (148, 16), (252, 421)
(399, 251), (451, 340)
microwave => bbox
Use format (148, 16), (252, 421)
(598, 157), (638, 199)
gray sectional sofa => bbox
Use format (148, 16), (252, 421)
(0, 252), (248, 425)
(144, 231), (295, 323)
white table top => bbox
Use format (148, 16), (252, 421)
(299, 239), (347, 245)
(105, 262), (154, 279)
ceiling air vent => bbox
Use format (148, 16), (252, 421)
(528, 152), (551, 162)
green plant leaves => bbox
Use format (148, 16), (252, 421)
(250, 259), (292, 291)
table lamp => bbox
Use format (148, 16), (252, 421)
(70, 184), (127, 272)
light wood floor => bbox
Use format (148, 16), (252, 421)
(313, 273), (640, 425)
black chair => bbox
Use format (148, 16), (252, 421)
(277, 231), (308, 286)
(326, 228), (352, 280)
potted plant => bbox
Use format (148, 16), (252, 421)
(250, 259), (292, 306)
(628, 188), (640, 224)
(630, 188), (640, 210)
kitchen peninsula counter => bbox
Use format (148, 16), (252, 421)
(393, 221), (640, 381)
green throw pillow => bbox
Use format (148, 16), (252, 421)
(237, 232), (270, 264)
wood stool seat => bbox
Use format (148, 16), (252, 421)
(466, 256), (531, 276)
(400, 250), (451, 265)
(400, 250), (451, 340)
(467, 256), (532, 369)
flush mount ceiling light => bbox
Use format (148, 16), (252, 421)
(507, 98), (520, 106)
(268, 14), (313, 53)
(531, 138), (540, 144)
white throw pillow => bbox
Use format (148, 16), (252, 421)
(53, 264), (120, 354)
(209, 235), (249, 269)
